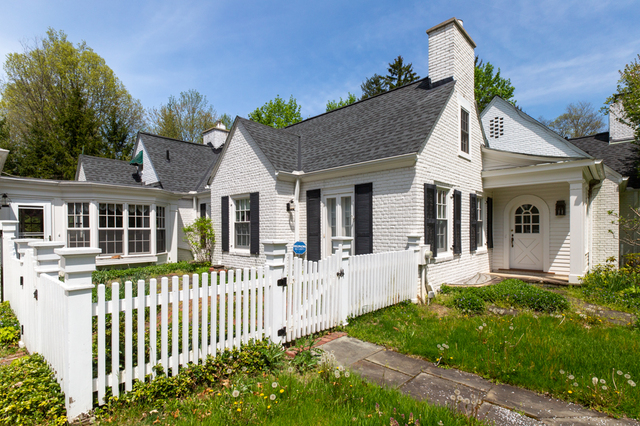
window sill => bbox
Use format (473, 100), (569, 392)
(458, 151), (471, 161)
(229, 248), (252, 257)
(432, 253), (454, 263)
(96, 254), (158, 266)
(473, 247), (488, 255)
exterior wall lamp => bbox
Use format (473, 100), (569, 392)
(1, 193), (10, 209)
(555, 200), (566, 216)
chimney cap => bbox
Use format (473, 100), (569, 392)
(426, 17), (476, 48)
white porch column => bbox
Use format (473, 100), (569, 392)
(569, 181), (586, 283)
(407, 234), (422, 303)
(263, 240), (287, 344)
(55, 247), (101, 421)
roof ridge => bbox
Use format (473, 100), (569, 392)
(236, 117), (302, 137)
(79, 154), (131, 165)
(138, 131), (212, 147)
(286, 77), (434, 129)
(568, 131), (610, 141)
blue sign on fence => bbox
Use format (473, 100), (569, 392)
(293, 241), (307, 255)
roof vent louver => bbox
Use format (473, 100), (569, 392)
(489, 117), (504, 139)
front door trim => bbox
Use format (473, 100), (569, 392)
(502, 195), (550, 272)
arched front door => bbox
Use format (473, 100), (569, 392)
(509, 203), (543, 270)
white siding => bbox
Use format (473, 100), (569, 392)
(610, 102), (636, 142)
(589, 176), (620, 267)
(481, 99), (588, 158)
(491, 183), (571, 275)
(134, 141), (159, 186)
(177, 197), (196, 261)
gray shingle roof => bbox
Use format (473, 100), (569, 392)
(568, 132), (640, 188)
(238, 78), (455, 173)
(138, 133), (221, 193)
(77, 155), (143, 187)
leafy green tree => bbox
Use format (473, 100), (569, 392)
(248, 95), (302, 129)
(183, 217), (216, 263)
(539, 101), (605, 138)
(148, 89), (223, 143)
(0, 29), (145, 179)
(326, 93), (358, 112)
(605, 54), (640, 142)
(474, 57), (516, 112)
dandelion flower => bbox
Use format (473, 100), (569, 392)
(509, 326), (514, 330)
(559, 370), (565, 375)
(483, 323), (486, 327)
(272, 382), (278, 388)
(592, 377), (598, 386)
(226, 368), (233, 374)
(288, 366), (294, 373)
(573, 383), (578, 387)
(624, 374), (631, 379)
(454, 389), (461, 395)
(443, 344), (449, 349)
(335, 370), (341, 378)
(457, 395), (463, 401)
(270, 394), (276, 400)
(568, 375), (574, 380)
(629, 380), (636, 387)
(279, 389), (284, 394)
(478, 326), (483, 331)
(267, 405), (271, 409)
(617, 370), (623, 376)
(345, 371), (350, 378)
(463, 398), (470, 404)
(600, 379), (606, 384)
(602, 386), (608, 390)
(568, 390), (573, 394)
(237, 408), (241, 412)
(449, 395), (456, 401)
(232, 390), (240, 398)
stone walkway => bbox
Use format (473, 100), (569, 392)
(317, 335), (639, 426)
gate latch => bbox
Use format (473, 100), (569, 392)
(277, 327), (286, 337)
(336, 269), (344, 278)
(277, 277), (287, 287)
(33, 290), (38, 301)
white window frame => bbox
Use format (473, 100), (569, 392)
(67, 202), (91, 248)
(230, 195), (251, 254)
(156, 205), (167, 254)
(98, 203), (124, 255)
(128, 204), (151, 254)
(322, 187), (354, 257)
(458, 93), (472, 161)
(434, 184), (455, 262)
(476, 195), (488, 254)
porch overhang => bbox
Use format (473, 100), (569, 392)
(482, 158), (605, 189)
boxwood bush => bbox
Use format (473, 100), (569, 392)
(0, 302), (20, 346)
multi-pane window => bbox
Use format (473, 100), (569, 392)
(460, 108), (470, 153)
(68, 202), (90, 247)
(476, 197), (483, 247)
(515, 204), (540, 234)
(99, 203), (123, 255)
(18, 207), (44, 239)
(156, 206), (166, 253)
(235, 198), (250, 248)
(437, 189), (448, 253)
(128, 204), (150, 254)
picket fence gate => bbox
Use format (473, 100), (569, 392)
(1, 222), (419, 421)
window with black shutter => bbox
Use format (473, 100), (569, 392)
(424, 184), (437, 257)
(307, 189), (321, 261)
(486, 197), (493, 249)
(470, 193), (477, 252)
(453, 190), (462, 255)
(221, 196), (229, 252)
(354, 183), (373, 255)
(249, 192), (259, 255)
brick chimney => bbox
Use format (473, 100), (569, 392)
(609, 101), (635, 143)
(202, 121), (229, 149)
(427, 18), (476, 105)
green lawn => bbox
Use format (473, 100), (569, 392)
(346, 301), (640, 420)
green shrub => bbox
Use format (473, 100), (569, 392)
(451, 290), (485, 314)
(443, 280), (569, 313)
(580, 259), (640, 313)
(0, 302), (20, 346)
(0, 354), (66, 425)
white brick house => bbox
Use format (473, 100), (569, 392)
(208, 17), (635, 286)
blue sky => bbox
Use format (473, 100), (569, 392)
(1, 0), (639, 126)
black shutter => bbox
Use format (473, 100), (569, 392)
(424, 184), (437, 257)
(354, 183), (373, 255)
(487, 197), (493, 249)
(453, 190), (462, 255)
(470, 193), (477, 252)
(250, 192), (259, 255)
(221, 196), (229, 252)
(306, 189), (321, 261)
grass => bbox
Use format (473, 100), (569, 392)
(346, 301), (640, 420)
(96, 362), (485, 426)
(575, 259), (640, 315)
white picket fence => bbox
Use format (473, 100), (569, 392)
(1, 221), (419, 420)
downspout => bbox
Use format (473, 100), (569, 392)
(294, 178), (301, 241)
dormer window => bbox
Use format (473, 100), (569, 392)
(489, 117), (504, 138)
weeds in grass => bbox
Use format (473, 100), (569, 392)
(579, 258), (640, 314)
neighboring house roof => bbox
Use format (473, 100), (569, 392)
(136, 133), (221, 193)
(76, 155), (143, 187)
(568, 132), (640, 188)
(237, 77), (455, 173)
